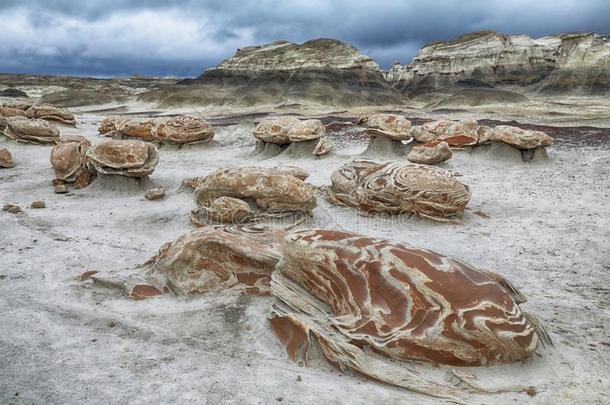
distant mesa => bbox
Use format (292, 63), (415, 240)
(141, 38), (404, 107)
(385, 31), (610, 96)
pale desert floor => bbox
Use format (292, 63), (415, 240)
(1, 104), (609, 404)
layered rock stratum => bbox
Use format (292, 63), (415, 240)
(384, 31), (610, 95)
(141, 39), (403, 107)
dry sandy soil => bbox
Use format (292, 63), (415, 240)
(1, 100), (609, 404)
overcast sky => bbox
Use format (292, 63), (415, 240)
(0, 0), (608, 78)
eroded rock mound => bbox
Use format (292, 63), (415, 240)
(50, 135), (94, 188)
(0, 106), (26, 118)
(190, 196), (255, 226)
(358, 113), (412, 157)
(0, 148), (14, 168)
(153, 115), (214, 144)
(86, 139), (159, 177)
(328, 160), (470, 221)
(2, 117), (60, 144)
(194, 166), (317, 214)
(407, 141), (452, 164)
(83, 226), (285, 297)
(270, 229), (550, 395)
(25, 104), (76, 125)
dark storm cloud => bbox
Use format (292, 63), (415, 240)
(0, 0), (609, 77)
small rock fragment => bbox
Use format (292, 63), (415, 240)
(2, 203), (22, 214)
(0, 148), (14, 168)
(54, 184), (68, 194)
(145, 187), (165, 201)
(30, 201), (46, 209)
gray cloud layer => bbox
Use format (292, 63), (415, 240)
(0, 0), (609, 77)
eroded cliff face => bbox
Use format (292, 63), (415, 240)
(385, 31), (610, 95)
(143, 38), (403, 107)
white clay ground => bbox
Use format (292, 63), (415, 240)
(1, 106), (609, 404)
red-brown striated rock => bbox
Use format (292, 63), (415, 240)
(491, 125), (554, 149)
(286, 119), (325, 142)
(194, 166), (317, 213)
(3, 117), (60, 144)
(271, 229), (550, 395)
(0, 148), (14, 168)
(25, 104), (76, 125)
(407, 141), (452, 164)
(84, 226), (285, 297)
(0, 106), (26, 118)
(328, 160), (470, 221)
(439, 119), (479, 146)
(86, 139), (159, 177)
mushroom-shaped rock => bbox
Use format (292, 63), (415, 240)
(407, 141), (452, 165)
(86, 139), (159, 177)
(270, 229), (549, 395)
(328, 160), (471, 221)
(25, 105), (76, 125)
(153, 115), (214, 144)
(191, 196), (255, 226)
(2, 117), (60, 144)
(365, 113), (412, 141)
(50, 135), (93, 187)
(194, 167), (317, 214)
(491, 125), (554, 149)
(439, 119), (479, 146)
(0, 148), (14, 168)
(360, 114), (412, 157)
(286, 119), (324, 142)
(83, 226), (285, 297)
(0, 106), (26, 118)
(253, 117), (300, 145)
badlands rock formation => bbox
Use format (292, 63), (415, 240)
(270, 229), (550, 394)
(86, 139), (159, 178)
(385, 31), (610, 95)
(253, 117), (329, 157)
(1, 117), (60, 144)
(359, 113), (412, 156)
(328, 160), (471, 221)
(142, 39), (403, 107)
(25, 105), (76, 126)
(99, 116), (214, 144)
(192, 167), (317, 218)
(50, 135), (94, 189)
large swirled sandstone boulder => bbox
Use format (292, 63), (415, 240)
(0, 148), (14, 168)
(270, 229), (550, 395)
(153, 115), (214, 144)
(491, 125), (554, 149)
(25, 104), (76, 125)
(328, 160), (470, 221)
(86, 139), (159, 177)
(407, 141), (452, 164)
(50, 135), (93, 188)
(2, 117), (60, 144)
(83, 226), (285, 298)
(117, 119), (156, 141)
(194, 167), (317, 213)
(98, 117), (126, 135)
(286, 119), (325, 142)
